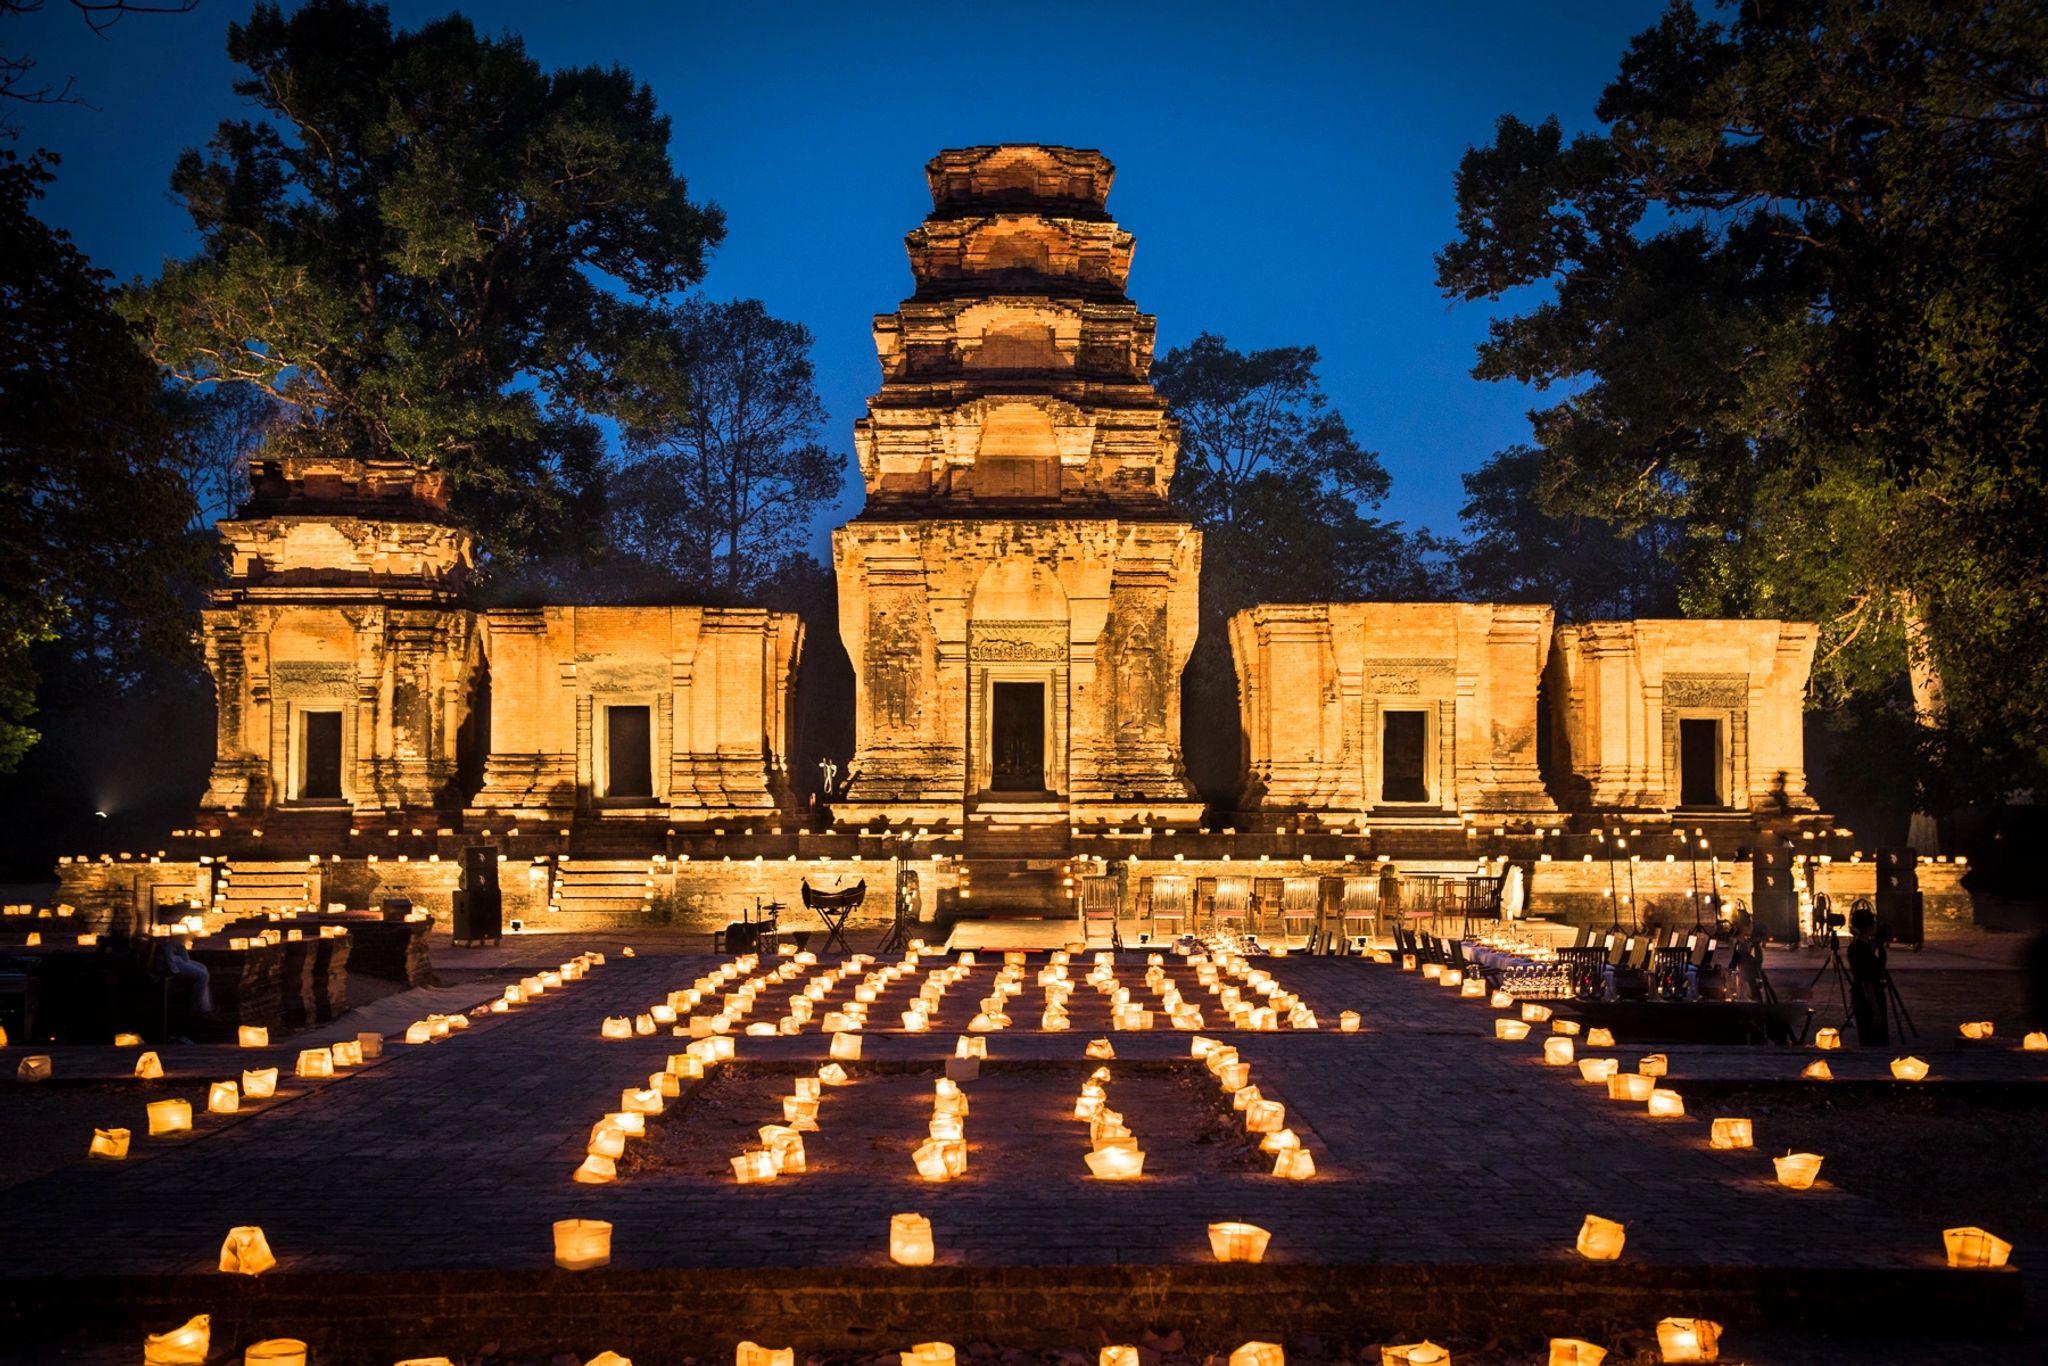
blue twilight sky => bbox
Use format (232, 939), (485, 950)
(6, 0), (1660, 548)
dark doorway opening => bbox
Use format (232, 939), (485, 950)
(1679, 718), (1722, 807)
(990, 682), (1046, 791)
(606, 705), (653, 799)
(298, 711), (342, 801)
(1381, 710), (1429, 803)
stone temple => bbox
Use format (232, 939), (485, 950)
(55, 145), (1961, 934)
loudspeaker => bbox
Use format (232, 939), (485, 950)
(454, 844), (502, 944)
(1751, 838), (1799, 944)
(1877, 846), (1918, 894)
(1878, 889), (1924, 947)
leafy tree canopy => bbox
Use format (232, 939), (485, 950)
(124, 0), (725, 564)
(1438, 0), (2048, 816)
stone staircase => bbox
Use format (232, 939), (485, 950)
(544, 856), (662, 928)
(214, 861), (325, 918)
(952, 858), (1075, 921)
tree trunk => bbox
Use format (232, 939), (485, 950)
(1901, 590), (1945, 856)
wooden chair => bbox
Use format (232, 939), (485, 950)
(1278, 876), (1321, 949)
(1338, 876), (1379, 950)
(1149, 875), (1191, 940)
(1081, 875), (1121, 950)
(1211, 876), (1253, 938)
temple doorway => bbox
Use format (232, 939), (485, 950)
(990, 681), (1046, 791)
(1678, 717), (1722, 807)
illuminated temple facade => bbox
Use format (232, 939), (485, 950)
(58, 144), (1912, 933)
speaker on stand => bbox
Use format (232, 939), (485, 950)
(1750, 836), (1800, 946)
(1875, 845), (1923, 949)
(454, 844), (502, 946)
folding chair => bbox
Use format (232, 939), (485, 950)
(1149, 875), (1191, 941)
(1211, 876), (1253, 938)
(1080, 875), (1121, 951)
(1338, 876), (1379, 952)
(1279, 876), (1320, 949)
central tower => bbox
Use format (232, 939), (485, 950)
(833, 146), (1203, 841)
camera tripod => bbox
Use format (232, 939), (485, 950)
(1808, 895), (1916, 1041)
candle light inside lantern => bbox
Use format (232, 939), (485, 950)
(142, 1314), (210, 1365)
(243, 1339), (307, 1366)
(1543, 1037), (1575, 1066)
(89, 1127), (131, 1160)
(1547, 1341), (1606, 1366)
(1890, 1055), (1930, 1081)
(1273, 1148), (1315, 1180)
(218, 1224), (277, 1275)
(1942, 1226), (2012, 1269)
(242, 1066), (278, 1099)
(207, 1080), (239, 1114)
(1084, 1146), (1146, 1179)
(145, 1098), (191, 1136)
(553, 1217), (612, 1269)
(1801, 1059), (1833, 1080)
(1709, 1117), (1754, 1150)
(1575, 1214), (1625, 1261)
(1653, 1318), (1721, 1362)
(1647, 1088), (1686, 1118)
(1774, 1152), (1824, 1189)
(1206, 1221), (1271, 1263)
(238, 1025), (268, 1048)
(890, 1212), (935, 1266)
(1586, 1027), (1615, 1048)
(1495, 1019), (1531, 1041)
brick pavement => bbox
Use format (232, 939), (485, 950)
(1, 942), (2037, 1361)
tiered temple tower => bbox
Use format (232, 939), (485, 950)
(833, 146), (1204, 842)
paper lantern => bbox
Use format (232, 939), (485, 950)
(621, 1087), (663, 1115)
(296, 1047), (334, 1078)
(890, 1211), (935, 1266)
(737, 1343), (795, 1366)
(1490, 990), (1513, 1008)
(1217, 1062), (1251, 1092)
(1521, 1003), (1553, 1023)
(1085, 1147), (1146, 1179)
(357, 1032), (382, 1058)
(602, 1016), (634, 1040)
(238, 1025), (268, 1048)
(146, 1098), (192, 1136)
(1942, 1226), (2013, 1269)
(819, 1063), (850, 1085)
(243, 1066), (279, 1099)
(1543, 1037), (1575, 1066)
(1575, 1213), (1625, 1260)
(553, 1217), (612, 1270)
(1774, 1152), (1824, 1189)
(404, 1022), (433, 1045)
(1709, 1117), (1754, 1150)
(1460, 979), (1487, 998)
(1400, 954), (1417, 971)
(1273, 1148), (1316, 1180)
(142, 1314), (211, 1365)
(329, 1040), (363, 1068)
(1607, 1073), (1655, 1102)
(1547, 1340), (1607, 1366)
(1958, 1021), (1994, 1040)
(1207, 1221), (1271, 1263)
(830, 1032), (863, 1061)
(1578, 1058), (1618, 1083)
(1380, 1343), (1449, 1365)
(1229, 1344), (1284, 1366)
(609, 1111), (645, 1137)
(1890, 1055), (1930, 1081)
(1586, 1027), (1615, 1048)
(759, 1126), (807, 1172)
(1231, 1085), (1263, 1112)
(1422, 962), (1443, 980)
(912, 1139), (967, 1180)
(1647, 1088), (1686, 1118)
(954, 1036), (987, 1059)
(1814, 1027), (1841, 1050)
(901, 1344), (955, 1366)
(1103, 1349), (1143, 1366)
(1339, 1010), (1361, 1032)
(89, 1127), (131, 1160)
(208, 1080), (240, 1114)
(1495, 1019), (1531, 1041)
(1654, 1317), (1721, 1362)
(1440, 970), (1463, 987)
(575, 1154), (617, 1184)
(1244, 1099), (1286, 1133)
(114, 1031), (142, 1047)
(1086, 1038), (1116, 1060)
(1259, 1127), (1300, 1152)
(243, 1339), (307, 1366)
(131, 1050), (164, 1080)
(928, 1112), (964, 1142)
(2025, 1031), (2047, 1051)
(219, 1224), (277, 1275)
(1801, 1060), (1833, 1080)
(731, 1148), (779, 1183)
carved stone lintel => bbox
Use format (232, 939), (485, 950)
(1664, 673), (1748, 708)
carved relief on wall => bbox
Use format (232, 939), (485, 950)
(1364, 657), (1454, 695)
(869, 600), (934, 733)
(270, 662), (355, 697)
(1101, 594), (1167, 740)
(1663, 673), (1748, 708)
(969, 620), (1067, 663)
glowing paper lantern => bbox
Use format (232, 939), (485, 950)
(404, 1022), (433, 1045)
(142, 1314), (211, 1365)
(1578, 1058), (1618, 1083)
(1259, 1127), (1300, 1152)
(1230, 1344), (1284, 1366)
(114, 1032), (142, 1047)
(1709, 1117), (1754, 1150)
(1085, 1147), (1146, 1179)
(1490, 990), (1513, 1008)
(1575, 1214), (1625, 1261)
(602, 1017), (634, 1040)
(243, 1339), (307, 1366)
(1244, 1100), (1286, 1134)
(1586, 1027), (1615, 1048)
(89, 1127), (131, 1160)
(1942, 1226), (2013, 1269)
(1552, 1018), (1581, 1035)
(901, 1344), (955, 1366)
(1606, 1073), (1655, 1102)
(1400, 954), (1417, 971)
(1548, 1340), (1607, 1366)
(818, 1063), (850, 1086)
(1890, 1055), (1930, 1081)
(1654, 1317), (1721, 1362)
(890, 1212), (935, 1266)
(1647, 1088), (1686, 1118)
(912, 1139), (967, 1181)
(219, 1224), (277, 1275)
(146, 1098), (192, 1136)
(1801, 1060), (1833, 1080)
(1422, 963), (1443, 980)
(1207, 1221), (1271, 1263)
(928, 1113), (964, 1142)
(295, 1047), (333, 1078)
(1638, 1053), (1668, 1078)
(1460, 979), (1486, 999)
(610, 1111), (645, 1137)
(331, 1040), (363, 1068)
(1103, 1349), (1142, 1366)
(238, 1025), (268, 1048)
(1959, 1021), (1994, 1040)
(1521, 1003), (1553, 1023)
(1086, 1038), (1116, 1060)
(2025, 1031), (2047, 1051)
(575, 1154), (617, 1184)
(1273, 1148), (1316, 1180)
(1380, 1343), (1449, 1365)
(1543, 1037), (1575, 1066)
(1774, 1152), (1824, 1189)
(242, 1067), (278, 1099)
(1339, 1011), (1361, 1032)
(1814, 1027), (1841, 1050)
(553, 1217), (612, 1270)
(208, 1080), (240, 1114)
(731, 1148), (779, 1183)
(124, 1049), (167, 1082)
(954, 1035), (987, 1060)
(1495, 1019), (1531, 1041)
(737, 1343), (795, 1366)
(1217, 1062), (1251, 1092)
(621, 1087), (663, 1115)
(830, 1032), (863, 1061)
(357, 1032), (382, 1058)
